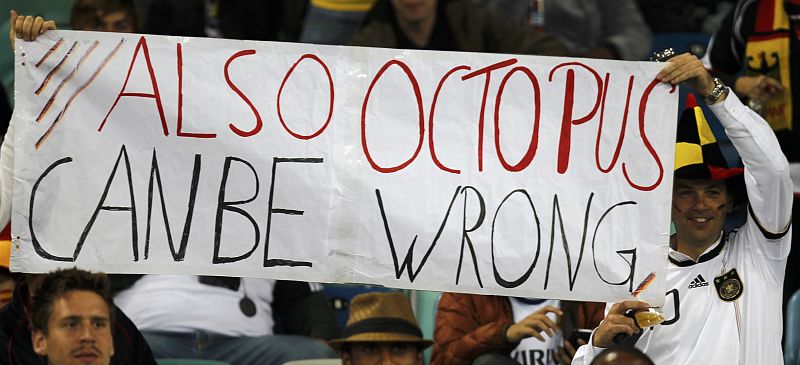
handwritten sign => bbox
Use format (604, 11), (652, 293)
(10, 31), (678, 304)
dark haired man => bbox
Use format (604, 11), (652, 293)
(1, 12), (156, 365)
(590, 346), (654, 365)
(30, 269), (115, 365)
(572, 53), (792, 364)
(69, 0), (138, 33)
(0, 271), (156, 365)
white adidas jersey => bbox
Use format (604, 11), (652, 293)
(635, 212), (789, 364)
(571, 87), (794, 365)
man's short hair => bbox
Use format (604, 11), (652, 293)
(70, 0), (139, 31)
(591, 345), (655, 365)
(30, 268), (114, 334)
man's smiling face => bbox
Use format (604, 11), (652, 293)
(671, 178), (733, 251)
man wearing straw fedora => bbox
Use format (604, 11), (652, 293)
(572, 52), (792, 364)
(330, 292), (432, 365)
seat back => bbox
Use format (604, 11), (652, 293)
(786, 289), (800, 365)
(157, 359), (232, 365)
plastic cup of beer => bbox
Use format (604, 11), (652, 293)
(634, 307), (665, 328)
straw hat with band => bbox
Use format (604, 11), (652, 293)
(329, 292), (433, 350)
(674, 93), (745, 202)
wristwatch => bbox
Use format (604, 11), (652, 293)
(704, 77), (727, 104)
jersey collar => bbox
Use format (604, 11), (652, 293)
(668, 233), (726, 267)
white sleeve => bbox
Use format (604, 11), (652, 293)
(708, 92), (793, 234)
(0, 117), (13, 229)
(570, 330), (606, 365)
(708, 92), (792, 266)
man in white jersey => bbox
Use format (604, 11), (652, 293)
(572, 52), (793, 364)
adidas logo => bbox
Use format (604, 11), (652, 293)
(688, 274), (709, 289)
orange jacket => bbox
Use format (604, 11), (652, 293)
(432, 293), (604, 365)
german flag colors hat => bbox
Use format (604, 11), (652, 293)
(674, 93), (744, 180)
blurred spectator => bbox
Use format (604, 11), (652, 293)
(702, 0), (800, 319)
(300, 0), (377, 45)
(112, 275), (339, 365)
(432, 294), (604, 365)
(468, 0), (652, 60)
(143, 0), (307, 41)
(0, 270), (156, 364)
(329, 292), (430, 365)
(637, 0), (736, 33)
(350, 0), (566, 55)
(589, 345), (654, 365)
(70, 0), (138, 33)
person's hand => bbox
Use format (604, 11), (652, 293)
(655, 53), (716, 96)
(555, 338), (585, 365)
(734, 75), (784, 104)
(592, 301), (649, 348)
(505, 305), (563, 343)
(9, 10), (57, 50)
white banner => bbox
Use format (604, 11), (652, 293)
(10, 31), (678, 304)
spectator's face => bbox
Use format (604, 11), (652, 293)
(391, 0), (437, 23)
(32, 290), (114, 365)
(342, 342), (422, 365)
(76, 10), (135, 33)
(671, 178), (731, 248)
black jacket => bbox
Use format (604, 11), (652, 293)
(0, 283), (157, 365)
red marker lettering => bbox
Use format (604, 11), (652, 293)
(549, 62), (602, 174)
(461, 58), (518, 172)
(99, 36), (168, 136)
(361, 60), (424, 173)
(494, 66), (541, 172)
(225, 50), (262, 137)
(595, 74), (634, 173)
(429, 65), (471, 174)
(277, 54), (335, 140)
(176, 43), (216, 138)
(622, 79), (672, 191)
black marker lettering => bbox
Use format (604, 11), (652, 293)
(456, 186), (485, 287)
(376, 186), (461, 282)
(263, 157), (322, 267)
(77, 145), (138, 261)
(492, 189), (541, 288)
(29, 157), (74, 261)
(144, 149), (200, 261)
(213, 157), (260, 264)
